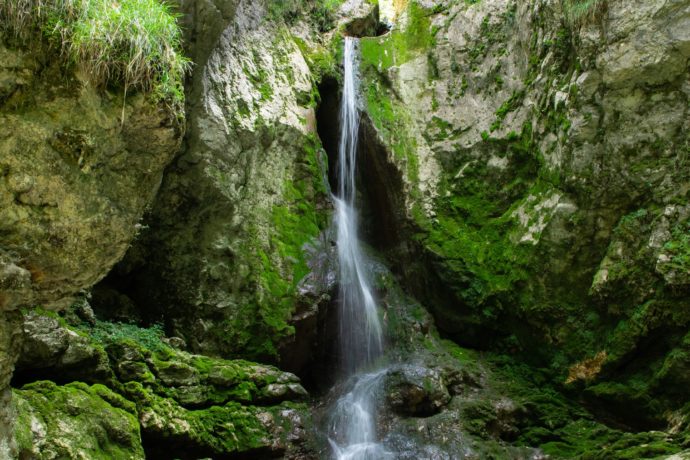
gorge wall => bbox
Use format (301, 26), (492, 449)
(356, 0), (690, 432)
(1, 0), (689, 458)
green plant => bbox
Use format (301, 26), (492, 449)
(563, 0), (607, 26)
(90, 320), (168, 352)
(0, 0), (190, 107)
(267, 0), (343, 31)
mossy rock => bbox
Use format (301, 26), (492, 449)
(13, 381), (144, 460)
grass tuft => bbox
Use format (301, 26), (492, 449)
(267, 0), (343, 32)
(0, 0), (190, 107)
(563, 0), (607, 26)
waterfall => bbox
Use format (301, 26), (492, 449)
(334, 37), (383, 374)
(327, 37), (390, 460)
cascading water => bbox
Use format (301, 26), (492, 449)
(333, 37), (383, 375)
(327, 37), (391, 460)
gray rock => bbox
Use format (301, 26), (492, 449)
(115, 0), (331, 365)
(386, 365), (451, 416)
(15, 311), (110, 382)
(337, 0), (380, 37)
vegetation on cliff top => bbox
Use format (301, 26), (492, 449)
(0, 0), (190, 107)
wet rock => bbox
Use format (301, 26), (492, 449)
(154, 361), (200, 387)
(337, 0), (380, 37)
(386, 365), (451, 416)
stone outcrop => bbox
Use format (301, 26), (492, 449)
(0, 34), (182, 312)
(106, 0), (332, 364)
(10, 308), (315, 459)
(358, 0), (690, 428)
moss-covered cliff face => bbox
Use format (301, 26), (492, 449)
(102, 0), (335, 365)
(0, 3), (185, 452)
(0, 35), (182, 313)
(358, 0), (690, 429)
(3, 0), (689, 457)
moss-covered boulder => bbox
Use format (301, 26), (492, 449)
(10, 311), (317, 458)
(13, 381), (144, 459)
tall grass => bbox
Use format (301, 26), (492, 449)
(0, 0), (190, 106)
(563, 0), (607, 26)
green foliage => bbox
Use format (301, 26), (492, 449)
(89, 320), (168, 353)
(360, 1), (435, 69)
(267, 0), (343, 31)
(491, 90), (525, 132)
(664, 220), (690, 272)
(0, 0), (190, 107)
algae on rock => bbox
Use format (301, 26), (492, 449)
(357, 0), (690, 432)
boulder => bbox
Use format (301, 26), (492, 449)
(0, 33), (181, 312)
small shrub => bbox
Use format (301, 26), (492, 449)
(0, 0), (190, 107)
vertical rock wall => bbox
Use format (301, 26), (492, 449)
(358, 0), (690, 426)
(115, 0), (332, 362)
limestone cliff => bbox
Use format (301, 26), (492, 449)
(103, 0), (333, 364)
(2, 0), (690, 458)
(358, 0), (690, 432)
(0, 23), (183, 455)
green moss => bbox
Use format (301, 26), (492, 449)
(663, 219), (690, 273)
(491, 90), (525, 132)
(564, 0), (607, 27)
(268, 0), (343, 31)
(14, 381), (144, 459)
(125, 381), (309, 456)
(203, 135), (329, 360)
(294, 34), (341, 83)
(87, 320), (169, 353)
(360, 1), (435, 70)
(361, 68), (420, 187)
(467, 4), (517, 70)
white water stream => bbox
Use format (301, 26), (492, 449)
(327, 37), (390, 460)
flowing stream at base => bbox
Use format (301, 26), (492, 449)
(327, 37), (390, 460)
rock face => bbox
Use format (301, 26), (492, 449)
(0, 312), (21, 455)
(0, 34), (182, 312)
(358, 0), (690, 427)
(0, 30), (181, 457)
(109, 0), (331, 363)
(327, 260), (688, 459)
(386, 364), (451, 416)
